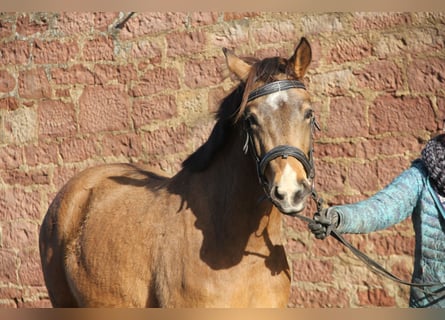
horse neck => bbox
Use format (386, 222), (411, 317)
(176, 125), (283, 249)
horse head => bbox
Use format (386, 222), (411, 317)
(224, 38), (316, 215)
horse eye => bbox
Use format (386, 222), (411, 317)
(246, 114), (259, 126)
(304, 109), (314, 119)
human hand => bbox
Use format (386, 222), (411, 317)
(308, 208), (340, 239)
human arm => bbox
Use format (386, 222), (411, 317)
(309, 161), (426, 237)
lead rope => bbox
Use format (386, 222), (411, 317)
(289, 188), (445, 294)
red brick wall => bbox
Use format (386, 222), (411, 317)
(1, 12), (444, 308)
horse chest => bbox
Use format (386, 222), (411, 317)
(156, 243), (290, 307)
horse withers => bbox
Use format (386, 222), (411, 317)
(39, 37), (316, 307)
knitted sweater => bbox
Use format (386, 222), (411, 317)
(334, 160), (445, 308)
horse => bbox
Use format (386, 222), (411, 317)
(39, 37), (316, 307)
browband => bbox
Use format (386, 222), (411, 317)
(247, 80), (306, 102)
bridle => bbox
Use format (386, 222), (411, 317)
(242, 79), (445, 295)
(242, 79), (320, 213)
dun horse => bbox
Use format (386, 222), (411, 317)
(39, 38), (316, 307)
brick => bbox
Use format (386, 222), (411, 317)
(18, 248), (44, 286)
(118, 12), (187, 40)
(0, 188), (42, 220)
(131, 68), (180, 97)
(129, 40), (162, 63)
(59, 137), (98, 163)
(292, 259), (334, 282)
(369, 232), (415, 256)
(391, 260), (413, 283)
(55, 88), (70, 98)
(2, 168), (50, 186)
(184, 57), (225, 89)
(284, 237), (309, 255)
(0, 70), (16, 93)
(311, 234), (348, 257)
(301, 14), (343, 34)
(38, 100), (76, 137)
(79, 85), (130, 133)
(51, 64), (95, 85)
(132, 95), (177, 128)
(325, 96), (368, 138)
(33, 39), (79, 64)
(93, 12), (119, 31)
(18, 298), (52, 308)
(376, 157), (411, 187)
(346, 160), (379, 194)
(52, 166), (82, 190)
(369, 95), (435, 134)
(316, 141), (360, 158)
(0, 97), (19, 111)
(2, 221), (38, 250)
(354, 60), (403, 92)
(315, 161), (347, 194)
(223, 12), (260, 21)
(189, 12), (219, 26)
(0, 249), (18, 284)
(0, 300), (18, 308)
(406, 28), (444, 54)
(0, 145), (23, 170)
(3, 107), (38, 144)
(358, 288), (395, 306)
(144, 124), (188, 155)
(24, 142), (59, 167)
(55, 12), (116, 35)
(327, 35), (372, 64)
(308, 69), (354, 96)
(16, 13), (50, 36)
(335, 263), (387, 289)
(253, 47), (290, 60)
(0, 18), (14, 38)
(407, 57), (445, 93)
(100, 133), (143, 158)
(18, 68), (51, 99)
(211, 24), (250, 49)
(372, 33), (409, 59)
(166, 30), (207, 57)
(0, 287), (23, 300)
(251, 21), (296, 45)
(93, 64), (137, 85)
(352, 12), (412, 30)
(415, 12), (445, 24)
(436, 97), (445, 130)
(356, 135), (421, 160)
(56, 12), (96, 34)
(289, 286), (349, 307)
(83, 36), (114, 61)
(0, 40), (31, 65)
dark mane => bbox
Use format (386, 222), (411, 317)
(182, 84), (245, 172)
(182, 56), (294, 172)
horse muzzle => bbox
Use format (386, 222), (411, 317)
(268, 171), (312, 214)
(257, 146), (314, 215)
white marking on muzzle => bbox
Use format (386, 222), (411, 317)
(277, 164), (303, 203)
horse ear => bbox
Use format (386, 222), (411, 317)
(289, 37), (312, 79)
(223, 48), (251, 81)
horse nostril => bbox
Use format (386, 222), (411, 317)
(293, 190), (303, 203)
(273, 186), (285, 201)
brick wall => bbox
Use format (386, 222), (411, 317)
(0, 12), (444, 308)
